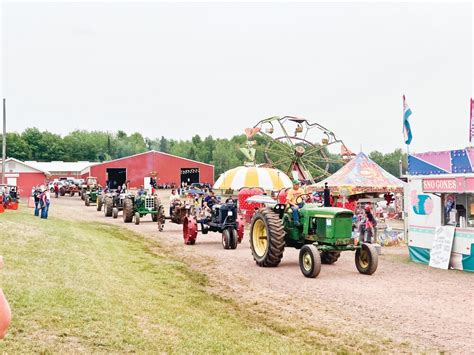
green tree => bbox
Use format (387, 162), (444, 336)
(0, 133), (32, 161)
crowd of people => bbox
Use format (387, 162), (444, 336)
(0, 186), (18, 209)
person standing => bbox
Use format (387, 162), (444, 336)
(54, 183), (59, 198)
(286, 180), (305, 226)
(40, 187), (50, 219)
(364, 205), (377, 243)
(33, 187), (41, 217)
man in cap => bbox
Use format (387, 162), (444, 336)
(286, 179), (305, 226)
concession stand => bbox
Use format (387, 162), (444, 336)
(407, 148), (474, 271)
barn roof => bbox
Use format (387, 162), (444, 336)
(25, 161), (98, 172)
(1, 158), (50, 174)
(93, 150), (214, 168)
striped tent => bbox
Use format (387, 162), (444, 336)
(213, 166), (292, 191)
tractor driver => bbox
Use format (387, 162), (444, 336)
(203, 190), (217, 211)
(169, 189), (181, 216)
(286, 179), (305, 226)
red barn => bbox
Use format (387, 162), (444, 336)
(89, 151), (214, 189)
(0, 158), (49, 198)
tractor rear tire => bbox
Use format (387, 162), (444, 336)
(123, 197), (134, 223)
(321, 251), (341, 265)
(154, 197), (165, 231)
(135, 212), (140, 225)
(250, 208), (285, 267)
(183, 216), (198, 245)
(299, 245), (322, 278)
(355, 243), (378, 275)
(104, 196), (113, 217)
(85, 196), (90, 206)
(97, 197), (103, 211)
(112, 207), (119, 219)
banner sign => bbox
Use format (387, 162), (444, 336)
(422, 178), (463, 193)
(470, 98), (474, 143)
(429, 226), (455, 269)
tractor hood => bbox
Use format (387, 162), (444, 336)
(299, 205), (353, 218)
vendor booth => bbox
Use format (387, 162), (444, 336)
(407, 148), (474, 272)
(308, 152), (405, 213)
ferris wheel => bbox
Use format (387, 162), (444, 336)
(252, 116), (353, 183)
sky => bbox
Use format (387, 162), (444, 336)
(1, 1), (473, 154)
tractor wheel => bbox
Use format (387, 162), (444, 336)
(123, 197), (134, 223)
(249, 208), (285, 267)
(97, 197), (103, 211)
(183, 216), (198, 245)
(59, 187), (66, 196)
(112, 207), (119, 219)
(135, 212), (140, 225)
(321, 251), (341, 265)
(222, 228), (231, 249)
(81, 190), (85, 200)
(70, 192), (75, 197)
(154, 197), (165, 232)
(355, 243), (378, 275)
(104, 196), (113, 217)
(299, 245), (322, 278)
(230, 228), (238, 249)
(85, 196), (90, 207)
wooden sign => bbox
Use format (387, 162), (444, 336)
(429, 226), (455, 269)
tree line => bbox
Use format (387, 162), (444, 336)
(1, 128), (407, 178)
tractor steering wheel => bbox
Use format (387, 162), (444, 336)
(296, 193), (312, 205)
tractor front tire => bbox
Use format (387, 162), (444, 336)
(70, 192), (75, 197)
(85, 196), (90, 207)
(135, 212), (140, 225)
(321, 251), (341, 265)
(112, 207), (119, 219)
(59, 187), (66, 196)
(299, 245), (322, 278)
(230, 228), (238, 249)
(222, 228), (232, 249)
(104, 196), (113, 217)
(250, 208), (285, 267)
(355, 243), (378, 275)
(123, 198), (134, 223)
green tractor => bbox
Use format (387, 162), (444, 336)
(249, 194), (378, 278)
(122, 193), (165, 230)
(85, 186), (102, 207)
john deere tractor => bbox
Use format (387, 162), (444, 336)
(249, 194), (378, 278)
(122, 193), (165, 230)
(85, 186), (102, 207)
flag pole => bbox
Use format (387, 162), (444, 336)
(2, 98), (6, 185)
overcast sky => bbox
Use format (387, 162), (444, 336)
(1, 2), (473, 154)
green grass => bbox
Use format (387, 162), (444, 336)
(0, 207), (411, 353)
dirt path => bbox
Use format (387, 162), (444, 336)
(48, 194), (473, 352)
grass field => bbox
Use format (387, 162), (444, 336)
(0, 207), (408, 353)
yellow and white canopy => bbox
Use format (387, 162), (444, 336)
(213, 166), (292, 191)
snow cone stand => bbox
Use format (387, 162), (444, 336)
(407, 148), (474, 272)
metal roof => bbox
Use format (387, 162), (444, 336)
(24, 161), (98, 172)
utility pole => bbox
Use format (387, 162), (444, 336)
(2, 98), (6, 184)
(399, 158), (403, 177)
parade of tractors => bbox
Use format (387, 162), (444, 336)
(53, 117), (380, 279)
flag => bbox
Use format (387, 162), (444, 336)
(403, 95), (413, 145)
(470, 98), (474, 143)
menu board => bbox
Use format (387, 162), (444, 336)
(429, 226), (455, 269)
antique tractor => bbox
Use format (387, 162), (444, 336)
(103, 191), (127, 219)
(84, 186), (102, 207)
(249, 194), (378, 278)
(182, 201), (244, 248)
(122, 193), (165, 230)
(81, 177), (99, 201)
(168, 199), (194, 224)
(59, 182), (80, 197)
